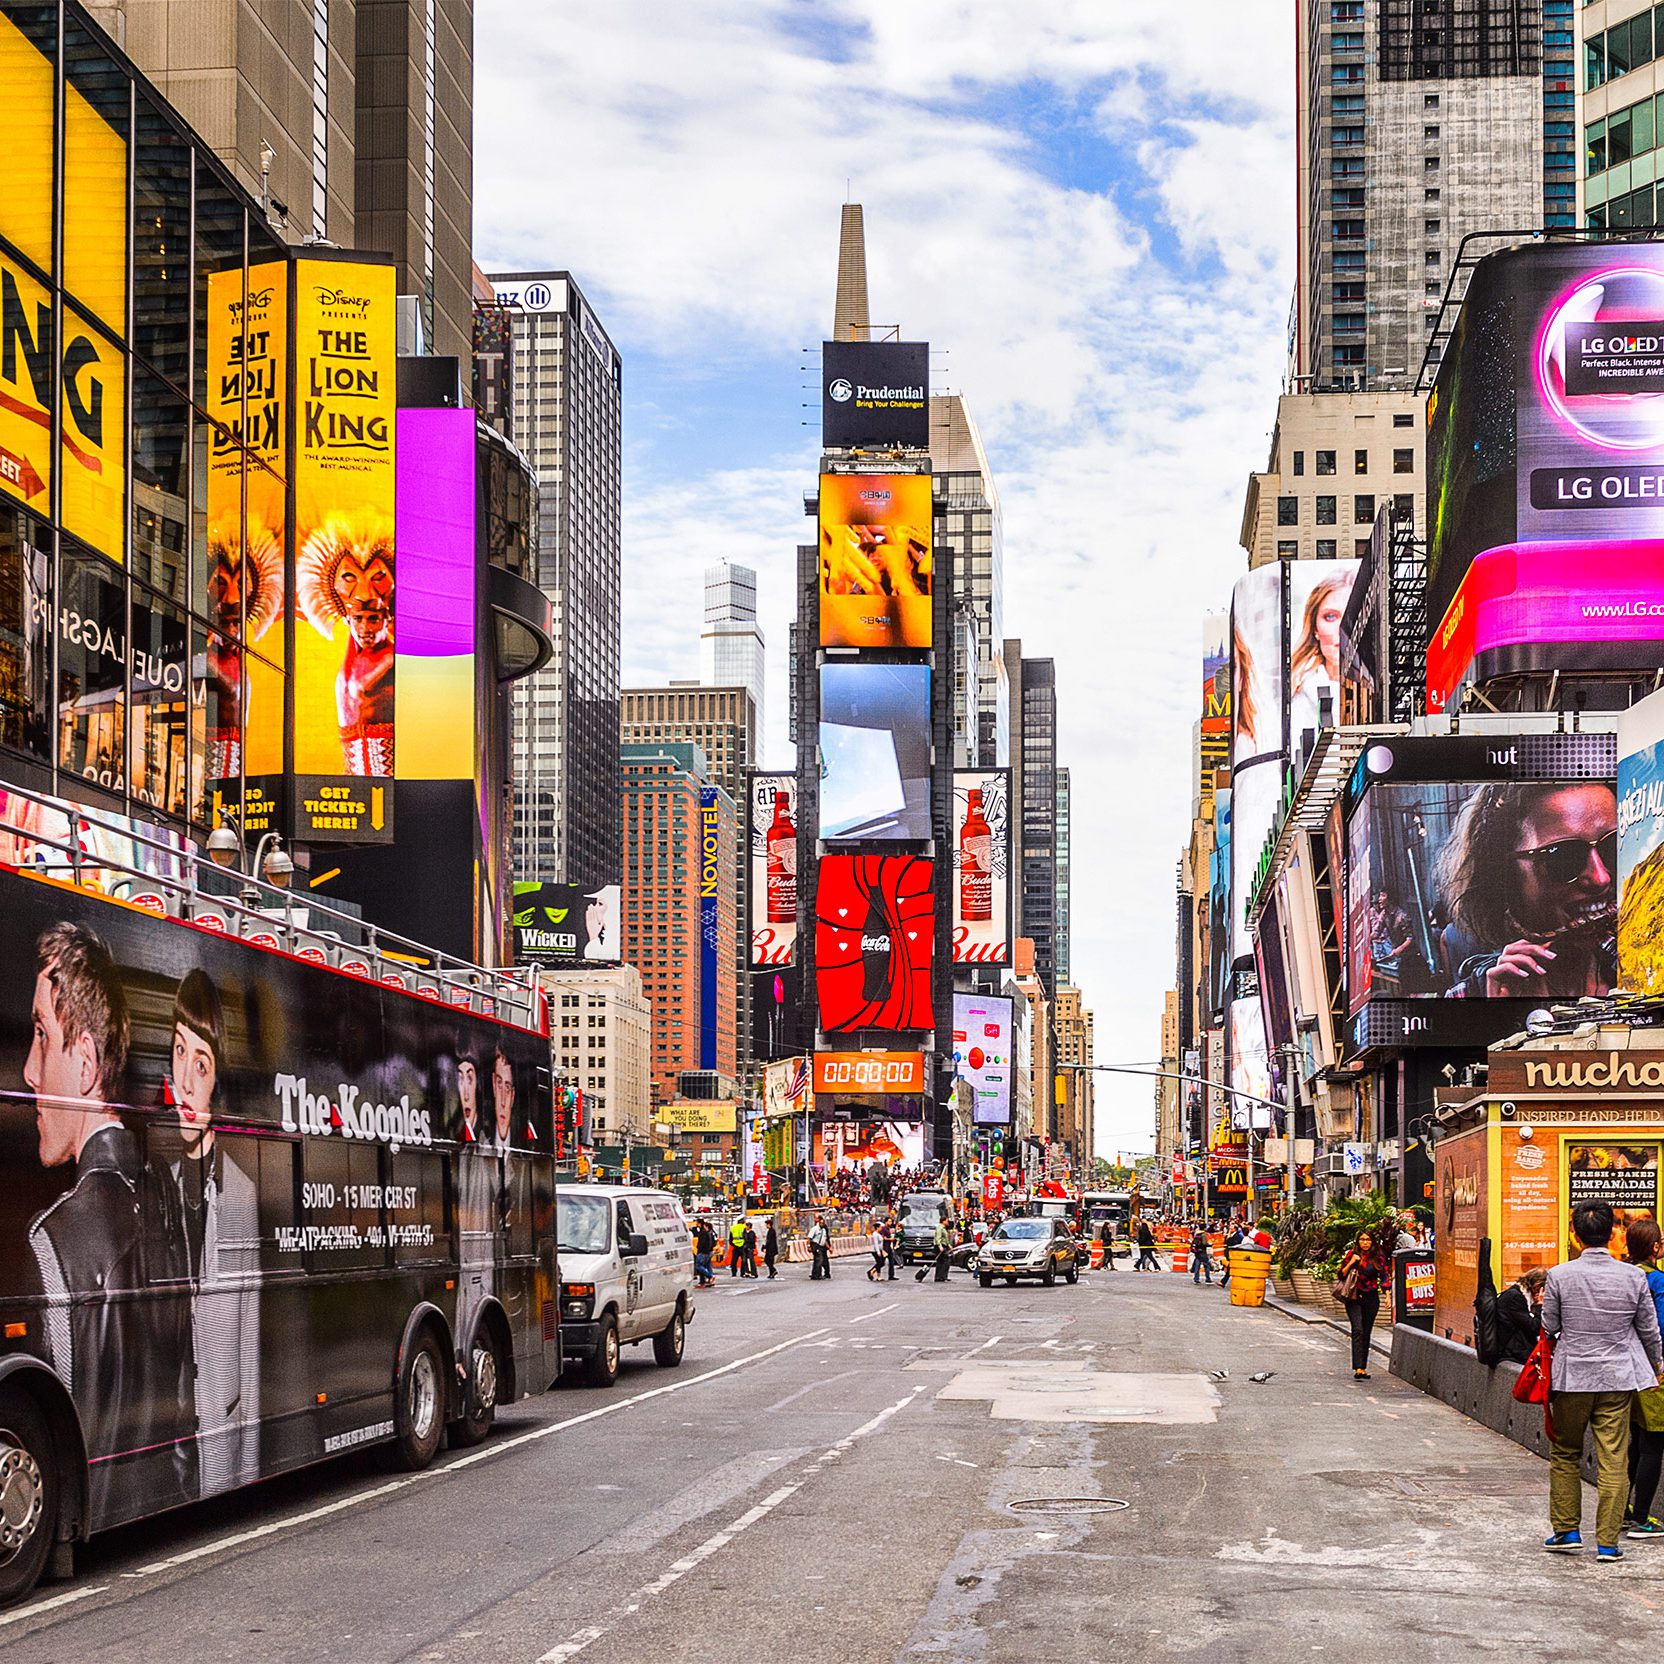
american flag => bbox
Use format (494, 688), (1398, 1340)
(787, 1057), (810, 1103)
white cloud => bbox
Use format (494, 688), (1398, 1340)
(476, 0), (1294, 1156)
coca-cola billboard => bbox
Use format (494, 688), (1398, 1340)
(747, 772), (797, 967)
(814, 854), (935, 1034)
(952, 770), (1010, 966)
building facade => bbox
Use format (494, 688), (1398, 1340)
(542, 964), (652, 1140)
(1293, 0), (1544, 389)
(1017, 655), (1059, 1000)
(934, 394), (1004, 767)
(86, 0), (475, 358)
(1581, 1), (1664, 227)
(1054, 983), (1095, 1163)
(1240, 390), (1425, 567)
(621, 741), (736, 1103)
(487, 271), (623, 894)
(1056, 767), (1072, 986)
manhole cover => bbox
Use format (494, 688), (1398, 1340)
(1008, 1497), (1129, 1515)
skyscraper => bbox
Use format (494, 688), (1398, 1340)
(1293, 0), (1543, 389)
(487, 271), (623, 890)
(935, 395), (1005, 767)
(86, 0), (475, 357)
(1056, 767), (1072, 987)
(702, 563), (765, 739)
(1007, 649), (1059, 1001)
(1581, 4), (1664, 227)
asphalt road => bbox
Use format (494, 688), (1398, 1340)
(5, 1258), (1662, 1662)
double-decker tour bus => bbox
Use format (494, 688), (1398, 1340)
(0, 786), (559, 1605)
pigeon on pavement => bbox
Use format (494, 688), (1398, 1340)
(1248, 1371), (1276, 1384)
(1208, 1369), (1229, 1381)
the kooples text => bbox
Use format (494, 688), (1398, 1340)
(274, 1071), (433, 1145)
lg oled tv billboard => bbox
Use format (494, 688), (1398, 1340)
(1426, 244), (1664, 689)
(817, 474), (932, 650)
(814, 854), (935, 1034)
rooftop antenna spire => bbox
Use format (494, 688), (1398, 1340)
(833, 202), (870, 343)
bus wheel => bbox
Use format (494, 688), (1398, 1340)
(0, 1388), (58, 1609)
(395, 1330), (446, 1470)
(450, 1334), (500, 1448)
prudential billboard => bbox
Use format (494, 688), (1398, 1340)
(822, 341), (929, 449)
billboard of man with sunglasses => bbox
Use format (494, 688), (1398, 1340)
(1435, 782), (1617, 999)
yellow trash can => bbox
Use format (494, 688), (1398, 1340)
(1227, 1247), (1272, 1307)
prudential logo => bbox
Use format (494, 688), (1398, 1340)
(829, 378), (854, 402)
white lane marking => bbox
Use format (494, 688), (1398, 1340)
(536, 1384), (927, 1664)
(963, 1335), (1003, 1357)
(120, 1328), (833, 1578)
(849, 1302), (900, 1325)
(762, 1369), (861, 1415)
(0, 1585), (109, 1627)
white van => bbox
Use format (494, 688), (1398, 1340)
(555, 1185), (696, 1386)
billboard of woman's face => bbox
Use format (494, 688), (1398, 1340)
(1231, 564), (1282, 768)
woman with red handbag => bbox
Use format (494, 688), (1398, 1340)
(1337, 1229), (1393, 1380)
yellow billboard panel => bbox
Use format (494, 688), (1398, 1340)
(63, 66), (127, 334)
(205, 262), (288, 787)
(292, 258), (397, 839)
(0, 250), (52, 519)
(59, 301), (124, 560)
(0, 10), (55, 274)
(661, 1101), (738, 1134)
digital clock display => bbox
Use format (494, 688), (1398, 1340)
(813, 1051), (924, 1094)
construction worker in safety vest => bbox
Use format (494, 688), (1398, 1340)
(729, 1217), (747, 1278)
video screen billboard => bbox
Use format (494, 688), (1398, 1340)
(1348, 773), (1617, 1002)
(1230, 761), (1279, 962)
(951, 770), (1010, 965)
(1428, 542), (1664, 714)
(813, 1051), (925, 1094)
(821, 342), (929, 450)
(1228, 996), (1272, 1128)
(819, 663), (932, 840)
(1619, 688), (1664, 994)
(815, 854), (935, 1033)
(512, 880), (622, 965)
(394, 408), (476, 779)
(700, 785), (719, 1071)
(1231, 563), (1282, 768)
(1427, 243), (1664, 631)
(1288, 560), (1360, 751)
(951, 993), (1014, 1125)
(819, 1121), (927, 1173)
(749, 772), (797, 967)
(1200, 613), (1229, 814)
(818, 473), (933, 650)
(291, 257), (398, 842)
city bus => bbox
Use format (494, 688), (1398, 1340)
(0, 787), (559, 1605)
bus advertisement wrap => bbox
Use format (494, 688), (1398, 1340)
(291, 257), (398, 840)
(0, 862), (552, 1535)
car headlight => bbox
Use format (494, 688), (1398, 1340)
(562, 1282), (594, 1320)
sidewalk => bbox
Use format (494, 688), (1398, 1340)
(1262, 1288), (1393, 1362)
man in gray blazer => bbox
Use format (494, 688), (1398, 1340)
(1543, 1200), (1664, 1560)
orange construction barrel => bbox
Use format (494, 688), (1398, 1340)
(1227, 1247), (1272, 1307)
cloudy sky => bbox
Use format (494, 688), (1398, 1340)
(475, 0), (1295, 1159)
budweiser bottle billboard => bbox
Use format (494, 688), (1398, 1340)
(959, 788), (992, 922)
(766, 790), (796, 923)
